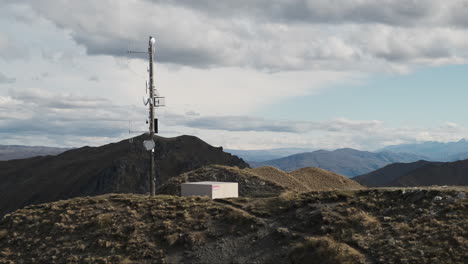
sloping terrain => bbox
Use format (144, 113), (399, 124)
(158, 165), (363, 197)
(252, 148), (427, 177)
(0, 134), (248, 218)
(225, 148), (314, 162)
(354, 159), (468, 187)
(448, 151), (468, 162)
(0, 145), (70, 161)
(353, 160), (438, 187)
(391, 159), (468, 187)
(290, 167), (364, 190)
(1, 188), (466, 263)
(158, 165), (286, 197)
(248, 166), (310, 192)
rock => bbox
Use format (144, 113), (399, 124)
(456, 192), (466, 199)
(409, 191), (426, 203)
(383, 208), (392, 215)
(275, 227), (290, 238)
(383, 216), (392, 222)
(433, 196), (443, 201)
(446, 197), (456, 203)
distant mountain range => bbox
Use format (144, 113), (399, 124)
(249, 148), (428, 177)
(0, 145), (71, 161)
(353, 160), (438, 187)
(0, 134), (248, 218)
(225, 148), (314, 162)
(380, 139), (468, 161)
(4, 138), (468, 191)
(354, 159), (468, 187)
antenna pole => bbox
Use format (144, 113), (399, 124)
(148, 36), (156, 196)
(128, 36), (165, 196)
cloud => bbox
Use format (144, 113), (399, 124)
(0, 72), (15, 84)
(148, 0), (436, 26)
(88, 75), (99, 82)
(157, 117), (468, 151)
(6, 0), (468, 72)
(171, 115), (382, 133)
(2, 88), (468, 150)
(2, 0), (468, 150)
(0, 89), (145, 141)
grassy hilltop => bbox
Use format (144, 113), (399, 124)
(0, 188), (466, 264)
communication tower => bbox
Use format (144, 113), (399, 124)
(129, 36), (165, 196)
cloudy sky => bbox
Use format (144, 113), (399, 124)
(1, 0), (468, 150)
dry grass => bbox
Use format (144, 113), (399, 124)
(290, 167), (364, 191)
(0, 194), (255, 263)
(186, 231), (206, 247)
(279, 191), (300, 201)
(95, 213), (113, 228)
(159, 165), (364, 198)
(249, 166), (310, 192)
(165, 233), (180, 246)
(347, 208), (380, 230)
(0, 229), (7, 240)
(159, 165), (285, 197)
(119, 258), (133, 264)
(225, 207), (256, 226)
(289, 236), (366, 264)
(0, 189), (466, 264)
(394, 222), (411, 232)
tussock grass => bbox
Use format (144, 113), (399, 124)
(346, 208), (380, 230)
(289, 236), (366, 264)
(0, 189), (466, 264)
(119, 258), (133, 264)
(187, 231), (206, 247)
(165, 233), (180, 246)
(0, 229), (7, 240)
(95, 213), (113, 228)
(279, 191), (300, 201)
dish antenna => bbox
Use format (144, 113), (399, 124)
(143, 139), (155, 151)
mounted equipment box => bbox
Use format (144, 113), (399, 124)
(181, 181), (238, 199)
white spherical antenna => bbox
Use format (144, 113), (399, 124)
(150, 37), (156, 45)
(143, 139), (155, 151)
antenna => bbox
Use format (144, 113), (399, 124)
(128, 36), (166, 196)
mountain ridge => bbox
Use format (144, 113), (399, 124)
(251, 148), (428, 177)
(380, 139), (468, 161)
(0, 134), (248, 218)
(0, 145), (71, 161)
(390, 159), (468, 187)
(354, 159), (468, 187)
(225, 148), (314, 162)
(353, 160), (437, 187)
